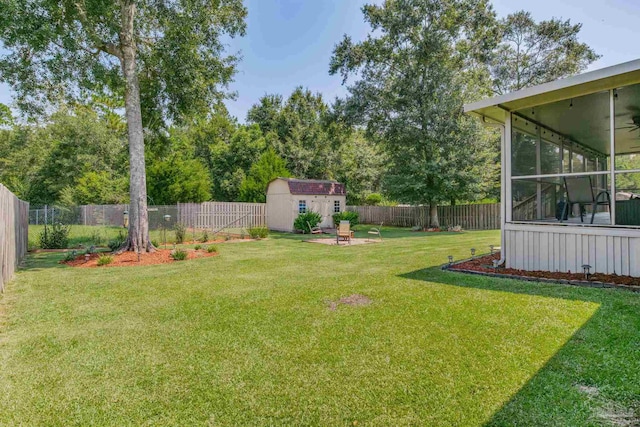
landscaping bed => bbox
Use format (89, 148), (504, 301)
(450, 252), (640, 290)
(62, 248), (218, 268)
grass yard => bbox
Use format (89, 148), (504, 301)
(1, 227), (639, 425)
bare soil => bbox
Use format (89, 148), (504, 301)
(62, 249), (218, 268)
(327, 294), (372, 310)
(450, 253), (640, 289)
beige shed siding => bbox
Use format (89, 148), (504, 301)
(266, 179), (346, 232)
(505, 223), (640, 276)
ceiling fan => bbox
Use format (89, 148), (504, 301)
(615, 115), (640, 133)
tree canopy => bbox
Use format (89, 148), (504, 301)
(490, 11), (599, 95)
(330, 0), (499, 225)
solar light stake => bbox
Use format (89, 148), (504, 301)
(582, 264), (592, 280)
(448, 255), (454, 266)
(489, 245), (495, 254)
(470, 248), (476, 257)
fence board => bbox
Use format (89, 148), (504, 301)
(0, 185), (29, 292)
(347, 203), (500, 230)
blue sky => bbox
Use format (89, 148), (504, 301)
(1, 0), (639, 122)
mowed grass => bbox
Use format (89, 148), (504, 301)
(1, 227), (639, 425)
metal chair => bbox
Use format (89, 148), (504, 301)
(561, 176), (611, 224)
(367, 222), (383, 242)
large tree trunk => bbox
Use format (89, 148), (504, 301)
(120, 1), (153, 252)
(429, 202), (439, 229)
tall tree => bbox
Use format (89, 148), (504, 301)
(238, 148), (290, 203)
(247, 88), (339, 179)
(490, 11), (599, 95)
(0, 0), (246, 251)
(330, 0), (499, 226)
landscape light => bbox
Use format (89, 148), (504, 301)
(470, 248), (476, 257)
(582, 264), (592, 280)
(448, 255), (453, 265)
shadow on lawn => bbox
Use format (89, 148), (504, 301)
(20, 252), (68, 271)
(400, 267), (640, 426)
(269, 227), (468, 241)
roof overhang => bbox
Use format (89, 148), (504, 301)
(464, 58), (640, 123)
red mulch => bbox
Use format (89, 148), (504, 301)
(62, 249), (218, 268)
(450, 252), (640, 288)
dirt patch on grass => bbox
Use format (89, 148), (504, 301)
(327, 294), (372, 310)
(450, 253), (640, 290)
(62, 249), (218, 268)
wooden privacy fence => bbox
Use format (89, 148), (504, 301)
(0, 184), (29, 292)
(347, 203), (501, 230)
(178, 202), (266, 231)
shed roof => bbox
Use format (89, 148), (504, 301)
(273, 178), (346, 196)
(464, 58), (640, 123)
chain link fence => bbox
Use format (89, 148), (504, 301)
(29, 204), (179, 230)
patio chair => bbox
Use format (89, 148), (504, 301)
(307, 221), (323, 235)
(561, 176), (611, 224)
(336, 220), (351, 244)
(367, 222), (383, 242)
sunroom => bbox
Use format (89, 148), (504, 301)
(465, 59), (640, 277)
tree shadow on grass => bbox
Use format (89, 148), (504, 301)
(399, 267), (640, 426)
(19, 252), (69, 271)
(268, 227), (475, 242)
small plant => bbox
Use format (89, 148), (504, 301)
(171, 249), (188, 261)
(194, 244), (202, 251)
(174, 222), (187, 244)
(90, 228), (104, 246)
(294, 211), (322, 233)
(97, 254), (114, 266)
(240, 229), (246, 239)
(151, 240), (159, 248)
(39, 223), (71, 249)
(200, 230), (209, 243)
(207, 245), (218, 253)
(248, 226), (269, 239)
(108, 230), (127, 251)
(63, 251), (77, 262)
(225, 234), (231, 241)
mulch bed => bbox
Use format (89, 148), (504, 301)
(449, 252), (640, 290)
(62, 249), (218, 268)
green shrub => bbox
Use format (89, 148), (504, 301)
(248, 226), (269, 239)
(63, 251), (77, 262)
(171, 249), (188, 261)
(39, 223), (71, 249)
(97, 254), (113, 266)
(108, 230), (127, 252)
(174, 223), (187, 244)
(151, 240), (159, 248)
(207, 245), (218, 253)
(364, 193), (383, 206)
(194, 244), (202, 251)
(294, 212), (322, 233)
(332, 211), (359, 228)
(200, 230), (209, 243)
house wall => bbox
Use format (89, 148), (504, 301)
(505, 222), (640, 276)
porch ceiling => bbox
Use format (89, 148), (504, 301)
(465, 59), (640, 155)
(464, 59), (640, 119)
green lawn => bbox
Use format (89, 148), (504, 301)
(2, 227), (639, 425)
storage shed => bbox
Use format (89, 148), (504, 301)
(464, 58), (640, 277)
(266, 178), (346, 232)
